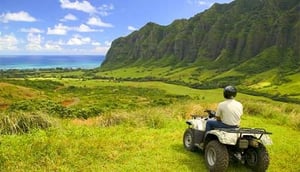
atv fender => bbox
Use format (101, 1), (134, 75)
(206, 130), (239, 145)
(256, 134), (273, 145)
(206, 130), (273, 146)
(186, 119), (206, 131)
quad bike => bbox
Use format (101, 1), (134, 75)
(183, 110), (272, 172)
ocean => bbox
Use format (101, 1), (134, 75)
(0, 55), (105, 70)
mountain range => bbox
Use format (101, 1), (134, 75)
(98, 0), (300, 102)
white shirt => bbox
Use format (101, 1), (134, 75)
(216, 99), (243, 126)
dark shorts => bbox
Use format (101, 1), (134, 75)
(205, 120), (238, 132)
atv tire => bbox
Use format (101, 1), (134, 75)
(245, 145), (270, 172)
(205, 140), (229, 172)
(183, 128), (197, 152)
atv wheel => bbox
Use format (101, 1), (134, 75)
(245, 145), (270, 172)
(183, 128), (197, 152)
(205, 140), (229, 172)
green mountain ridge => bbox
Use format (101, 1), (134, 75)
(98, 0), (300, 102)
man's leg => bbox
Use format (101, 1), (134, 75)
(205, 120), (222, 133)
(205, 120), (234, 133)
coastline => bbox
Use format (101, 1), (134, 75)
(0, 55), (105, 70)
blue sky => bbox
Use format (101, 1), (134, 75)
(0, 0), (233, 55)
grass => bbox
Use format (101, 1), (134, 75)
(97, 67), (172, 79)
(0, 112), (53, 134)
(0, 79), (299, 171)
(0, 82), (42, 103)
(266, 72), (300, 99)
(0, 105), (299, 172)
(96, 63), (300, 102)
(242, 115), (300, 172)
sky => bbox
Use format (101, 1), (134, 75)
(0, 0), (233, 55)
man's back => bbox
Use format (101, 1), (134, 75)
(216, 99), (243, 126)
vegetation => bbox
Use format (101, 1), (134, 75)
(96, 0), (300, 104)
(0, 78), (299, 171)
(102, 0), (299, 70)
(0, 112), (53, 134)
(0, 0), (299, 171)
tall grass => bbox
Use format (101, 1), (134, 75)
(242, 98), (300, 130)
(0, 79), (300, 171)
(0, 101), (299, 171)
(0, 112), (53, 134)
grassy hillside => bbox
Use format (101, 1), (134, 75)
(0, 82), (45, 110)
(95, 65), (300, 103)
(1, 113), (299, 172)
(98, 0), (300, 104)
(0, 78), (299, 171)
(102, 0), (300, 71)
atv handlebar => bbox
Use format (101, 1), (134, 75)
(190, 110), (216, 119)
(204, 110), (216, 118)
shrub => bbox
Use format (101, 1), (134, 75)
(97, 112), (130, 127)
(142, 113), (167, 129)
(0, 112), (53, 134)
(3, 79), (64, 91)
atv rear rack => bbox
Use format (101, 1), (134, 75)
(217, 128), (272, 139)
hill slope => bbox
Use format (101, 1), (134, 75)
(102, 0), (299, 71)
(98, 0), (300, 102)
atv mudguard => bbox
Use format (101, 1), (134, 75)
(206, 129), (273, 145)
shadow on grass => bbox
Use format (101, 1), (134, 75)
(171, 143), (251, 172)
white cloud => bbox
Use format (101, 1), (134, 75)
(60, 0), (97, 14)
(93, 46), (110, 55)
(27, 33), (42, 44)
(45, 41), (63, 51)
(104, 41), (111, 46)
(87, 17), (113, 27)
(197, 1), (207, 5)
(98, 4), (114, 16)
(0, 11), (37, 23)
(187, 0), (213, 6)
(26, 33), (43, 51)
(73, 24), (103, 32)
(92, 41), (111, 55)
(20, 28), (44, 33)
(47, 23), (103, 35)
(57, 39), (65, 45)
(60, 13), (77, 22)
(0, 34), (19, 50)
(67, 35), (91, 45)
(92, 41), (101, 46)
(128, 26), (138, 31)
(47, 23), (68, 35)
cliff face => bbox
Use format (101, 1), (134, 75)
(101, 0), (300, 71)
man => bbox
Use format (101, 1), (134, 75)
(205, 85), (243, 132)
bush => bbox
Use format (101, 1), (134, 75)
(3, 79), (64, 91)
(0, 112), (53, 134)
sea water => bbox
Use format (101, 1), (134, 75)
(0, 55), (105, 70)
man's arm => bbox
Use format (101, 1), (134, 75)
(216, 104), (222, 121)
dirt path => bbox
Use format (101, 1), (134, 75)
(0, 103), (8, 110)
(61, 97), (80, 107)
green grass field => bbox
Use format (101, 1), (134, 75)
(95, 65), (300, 103)
(0, 78), (299, 171)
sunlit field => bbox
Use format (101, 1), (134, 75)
(0, 78), (299, 171)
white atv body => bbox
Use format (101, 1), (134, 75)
(183, 112), (272, 172)
(186, 116), (272, 146)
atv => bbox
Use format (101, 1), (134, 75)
(183, 110), (272, 172)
